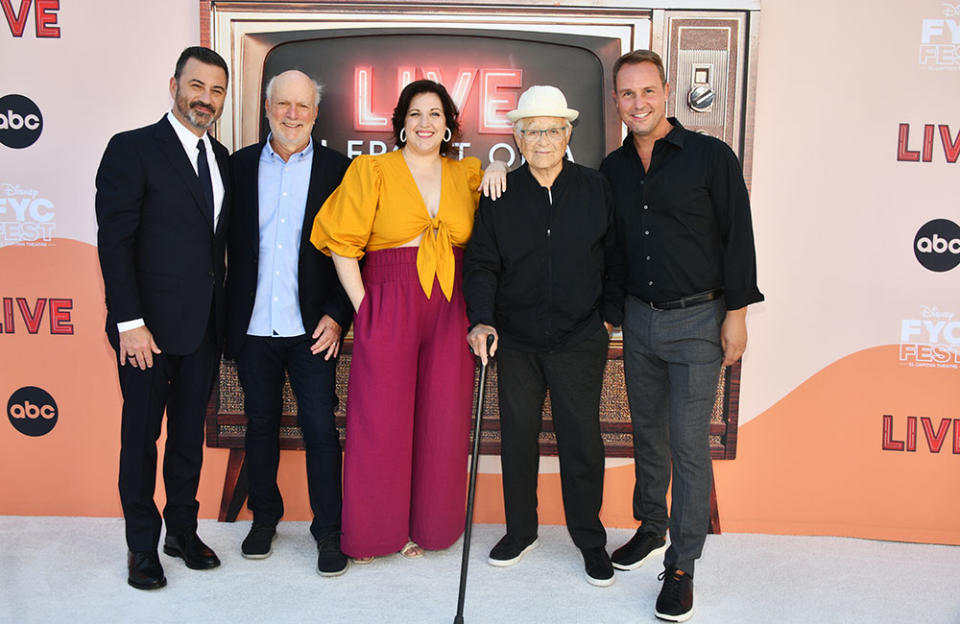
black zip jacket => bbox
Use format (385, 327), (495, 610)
(463, 160), (622, 352)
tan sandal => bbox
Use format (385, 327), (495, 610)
(399, 540), (424, 559)
(352, 556), (374, 564)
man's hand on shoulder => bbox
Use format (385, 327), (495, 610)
(119, 325), (162, 370)
(311, 315), (342, 360)
(720, 307), (747, 367)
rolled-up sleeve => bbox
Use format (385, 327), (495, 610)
(310, 155), (380, 258)
(711, 143), (764, 310)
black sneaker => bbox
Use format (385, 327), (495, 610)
(655, 568), (694, 622)
(317, 532), (349, 577)
(611, 529), (667, 570)
(487, 534), (539, 567)
(581, 546), (615, 587)
(241, 523), (276, 559)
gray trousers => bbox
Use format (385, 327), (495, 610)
(622, 295), (725, 575)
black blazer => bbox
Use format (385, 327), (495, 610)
(224, 140), (353, 360)
(95, 116), (231, 355)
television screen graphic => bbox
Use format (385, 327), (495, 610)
(258, 29), (619, 167)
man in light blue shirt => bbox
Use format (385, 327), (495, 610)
(224, 70), (353, 576)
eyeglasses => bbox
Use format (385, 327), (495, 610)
(517, 127), (568, 142)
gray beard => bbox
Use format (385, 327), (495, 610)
(185, 108), (214, 130)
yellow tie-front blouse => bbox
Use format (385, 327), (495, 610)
(310, 150), (483, 300)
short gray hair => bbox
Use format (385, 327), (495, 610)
(265, 71), (323, 107)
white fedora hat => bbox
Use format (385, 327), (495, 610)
(506, 85), (579, 123)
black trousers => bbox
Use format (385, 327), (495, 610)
(495, 326), (609, 550)
(235, 334), (342, 541)
(115, 323), (219, 553)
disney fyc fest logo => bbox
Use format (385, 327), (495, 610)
(7, 386), (58, 437)
(899, 305), (960, 369)
(0, 182), (55, 246)
(919, 3), (960, 70)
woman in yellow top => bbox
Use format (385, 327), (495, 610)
(311, 79), (504, 561)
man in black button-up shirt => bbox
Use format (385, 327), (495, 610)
(600, 51), (763, 622)
(464, 85), (620, 587)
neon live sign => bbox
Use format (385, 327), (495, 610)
(354, 66), (523, 134)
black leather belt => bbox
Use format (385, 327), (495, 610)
(641, 289), (723, 311)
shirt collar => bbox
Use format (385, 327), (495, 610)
(621, 116), (686, 151)
(166, 110), (209, 151)
(263, 133), (314, 163)
(519, 157), (573, 191)
(663, 117), (686, 147)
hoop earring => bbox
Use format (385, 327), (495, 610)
(400, 128), (407, 143)
(444, 127), (452, 142)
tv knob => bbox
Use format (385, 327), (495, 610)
(688, 86), (714, 112)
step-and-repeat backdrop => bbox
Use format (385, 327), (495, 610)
(1, 0), (958, 544)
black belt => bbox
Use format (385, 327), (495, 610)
(640, 289), (723, 311)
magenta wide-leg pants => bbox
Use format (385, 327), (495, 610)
(341, 246), (474, 558)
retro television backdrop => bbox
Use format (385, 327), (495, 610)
(201, 0), (759, 523)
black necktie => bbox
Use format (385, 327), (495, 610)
(196, 138), (214, 227)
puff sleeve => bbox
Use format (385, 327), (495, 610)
(461, 156), (483, 207)
(310, 155), (381, 258)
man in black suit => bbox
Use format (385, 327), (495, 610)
(224, 70), (352, 575)
(96, 46), (231, 590)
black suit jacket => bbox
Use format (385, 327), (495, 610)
(95, 116), (231, 356)
(224, 140), (353, 360)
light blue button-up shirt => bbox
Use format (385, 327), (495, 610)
(246, 136), (314, 337)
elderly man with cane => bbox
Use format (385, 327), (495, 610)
(463, 85), (622, 587)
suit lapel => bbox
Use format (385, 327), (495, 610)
(212, 138), (231, 237)
(154, 116), (214, 231)
(300, 146), (325, 255)
(247, 143), (264, 260)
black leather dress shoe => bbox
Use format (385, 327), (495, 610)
(162, 532), (221, 570)
(127, 550), (166, 590)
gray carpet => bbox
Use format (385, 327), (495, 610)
(1, 517), (958, 623)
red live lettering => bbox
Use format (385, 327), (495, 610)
(897, 123), (960, 163)
(882, 414), (959, 454)
(0, 296), (73, 334)
(1, 0), (59, 38)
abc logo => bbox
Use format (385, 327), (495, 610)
(0, 94), (44, 149)
(914, 219), (960, 272)
(7, 386), (58, 437)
